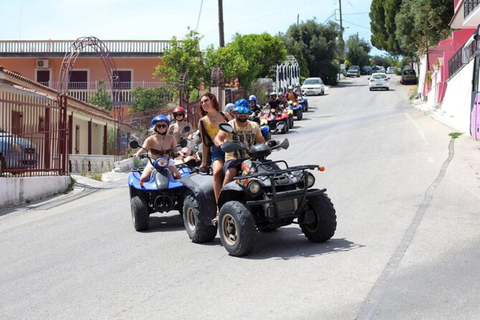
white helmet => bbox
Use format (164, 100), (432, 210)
(225, 103), (235, 113)
(288, 85), (294, 90)
(248, 95), (257, 102)
(270, 91), (277, 96)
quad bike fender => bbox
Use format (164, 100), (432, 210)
(299, 188), (327, 224)
(218, 182), (245, 208)
(180, 173), (217, 222)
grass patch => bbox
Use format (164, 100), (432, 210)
(449, 132), (463, 139)
(90, 172), (102, 181)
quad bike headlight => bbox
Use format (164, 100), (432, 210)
(306, 172), (315, 188)
(154, 157), (169, 169)
(247, 180), (262, 195)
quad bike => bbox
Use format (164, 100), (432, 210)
(128, 128), (193, 231)
(286, 100), (303, 120)
(248, 112), (271, 141)
(182, 123), (337, 256)
(297, 96), (309, 112)
(261, 107), (291, 134)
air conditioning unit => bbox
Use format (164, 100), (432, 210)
(36, 59), (49, 69)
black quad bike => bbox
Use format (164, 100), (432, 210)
(181, 123), (337, 256)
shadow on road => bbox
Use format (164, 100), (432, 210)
(141, 213), (185, 233)
(243, 227), (363, 260)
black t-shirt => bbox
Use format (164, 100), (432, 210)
(268, 99), (280, 109)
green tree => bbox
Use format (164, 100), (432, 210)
(370, 0), (403, 55)
(396, 0), (453, 60)
(227, 33), (287, 90)
(154, 28), (205, 107)
(204, 44), (249, 86)
(282, 20), (340, 85)
(345, 34), (371, 67)
(89, 79), (113, 110)
(128, 86), (174, 112)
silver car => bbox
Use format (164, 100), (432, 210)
(0, 131), (38, 175)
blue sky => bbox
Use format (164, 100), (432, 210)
(1, 0), (383, 55)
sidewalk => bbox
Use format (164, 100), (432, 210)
(411, 98), (480, 184)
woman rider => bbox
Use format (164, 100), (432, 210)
(135, 115), (182, 184)
(198, 92), (229, 207)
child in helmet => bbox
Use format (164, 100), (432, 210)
(135, 115), (182, 182)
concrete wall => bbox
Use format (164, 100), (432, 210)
(437, 60), (474, 133)
(0, 176), (71, 207)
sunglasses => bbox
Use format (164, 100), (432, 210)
(235, 107), (250, 114)
(174, 113), (184, 117)
(156, 124), (167, 128)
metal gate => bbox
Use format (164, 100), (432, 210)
(0, 84), (67, 177)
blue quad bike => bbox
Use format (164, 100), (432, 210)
(181, 123), (337, 256)
(128, 137), (197, 231)
(297, 95), (309, 112)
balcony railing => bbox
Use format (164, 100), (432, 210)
(45, 81), (171, 104)
(449, 32), (477, 79)
(0, 40), (175, 54)
(465, 0), (480, 18)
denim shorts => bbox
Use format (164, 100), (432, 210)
(210, 145), (225, 163)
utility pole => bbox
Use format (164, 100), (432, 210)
(338, 0), (345, 62)
(218, 0), (225, 47)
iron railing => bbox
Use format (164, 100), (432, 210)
(0, 85), (67, 177)
(449, 31), (477, 79)
(465, 0), (480, 18)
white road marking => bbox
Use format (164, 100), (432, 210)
(405, 113), (429, 145)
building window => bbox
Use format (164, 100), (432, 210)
(36, 70), (50, 87)
(69, 71), (88, 89)
(116, 70), (132, 89)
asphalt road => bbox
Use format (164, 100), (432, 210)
(1, 75), (480, 320)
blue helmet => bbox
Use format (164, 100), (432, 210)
(151, 114), (169, 127)
(233, 99), (250, 114)
(248, 95), (257, 102)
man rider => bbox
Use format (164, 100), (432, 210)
(248, 95), (262, 116)
(214, 99), (269, 186)
(266, 91), (281, 111)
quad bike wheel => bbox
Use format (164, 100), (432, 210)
(131, 196), (149, 231)
(300, 191), (336, 242)
(304, 101), (309, 112)
(183, 195), (217, 243)
(281, 121), (288, 134)
(288, 115), (294, 129)
(218, 201), (256, 256)
(296, 108), (303, 120)
(0, 155), (6, 176)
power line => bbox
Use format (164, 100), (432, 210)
(195, 0), (204, 31)
(343, 19), (370, 30)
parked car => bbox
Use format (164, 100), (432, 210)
(386, 67), (395, 74)
(400, 69), (418, 85)
(346, 65), (361, 77)
(361, 66), (372, 75)
(301, 77), (325, 96)
(0, 131), (38, 175)
(372, 65), (386, 74)
(368, 73), (390, 91)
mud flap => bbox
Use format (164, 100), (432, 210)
(180, 174), (217, 224)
